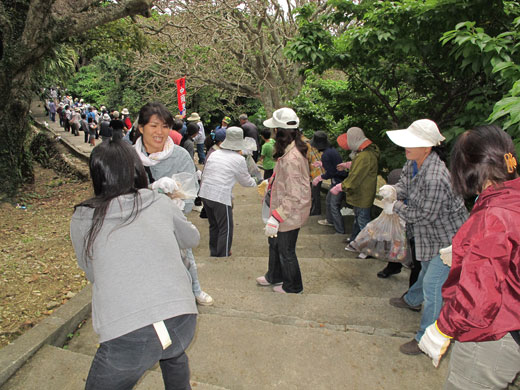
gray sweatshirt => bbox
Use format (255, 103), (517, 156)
(70, 189), (199, 343)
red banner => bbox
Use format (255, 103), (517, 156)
(176, 77), (186, 117)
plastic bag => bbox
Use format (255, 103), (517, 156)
(246, 154), (263, 182)
(170, 172), (198, 200)
(351, 212), (409, 264)
(242, 136), (258, 153)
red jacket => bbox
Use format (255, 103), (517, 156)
(437, 177), (520, 342)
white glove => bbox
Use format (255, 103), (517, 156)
(171, 198), (185, 211)
(379, 184), (397, 201)
(196, 170), (202, 181)
(264, 216), (279, 238)
(439, 245), (452, 267)
(418, 322), (452, 368)
(382, 200), (396, 215)
(151, 177), (179, 194)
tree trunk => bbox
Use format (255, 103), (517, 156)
(0, 71), (34, 198)
(0, 0), (153, 197)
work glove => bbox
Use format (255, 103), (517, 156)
(439, 245), (452, 267)
(337, 161), (352, 171)
(170, 198), (185, 211)
(418, 322), (452, 368)
(196, 169), (203, 181)
(330, 183), (342, 195)
(264, 216), (279, 238)
(257, 179), (268, 196)
(151, 177), (179, 194)
(312, 161), (323, 168)
(379, 184), (397, 201)
(312, 175), (323, 187)
(382, 200), (396, 215)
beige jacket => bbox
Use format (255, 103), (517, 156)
(269, 142), (311, 232)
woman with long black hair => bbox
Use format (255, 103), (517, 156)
(70, 140), (199, 389)
(256, 107), (311, 294)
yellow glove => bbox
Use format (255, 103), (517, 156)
(257, 179), (268, 197)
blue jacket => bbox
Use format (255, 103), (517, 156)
(321, 147), (348, 185)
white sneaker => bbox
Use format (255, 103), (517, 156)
(196, 291), (214, 306)
(345, 244), (358, 252)
(317, 219), (333, 226)
(356, 253), (368, 259)
(192, 205), (203, 213)
(256, 276), (282, 286)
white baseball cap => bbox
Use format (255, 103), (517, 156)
(263, 107), (299, 129)
(386, 119), (445, 148)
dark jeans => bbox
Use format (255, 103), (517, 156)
(265, 229), (303, 293)
(263, 169), (273, 180)
(86, 314), (196, 390)
(383, 238), (422, 287)
(310, 182), (322, 216)
(202, 198), (233, 257)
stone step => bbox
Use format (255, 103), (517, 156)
(0, 344), (226, 390)
(64, 314), (448, 390)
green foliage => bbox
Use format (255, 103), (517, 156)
(291, 74), (405, 172)
(287, 0), (517, 169)
(440, 7), (520, 155)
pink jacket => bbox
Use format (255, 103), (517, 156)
(268, 142), (311, 232)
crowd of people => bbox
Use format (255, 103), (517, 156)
(66, 97), (519, 389)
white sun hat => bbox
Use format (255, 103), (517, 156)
(386, 119), (445, 148)
(220, 126), (247, 151)
(263, 107), (299, 129)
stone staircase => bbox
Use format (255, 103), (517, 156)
(1, 184), (452, 389)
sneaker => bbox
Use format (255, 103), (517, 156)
(192, 205), (203, 213)
(317, 219), (334, 226)
(272, 285), (286, 294)
(256, 276), (282, 286)
(389, 294), (421, 312)
(356, 252), (368, 259)
(195, 291), (214, 306)
(345, 244), (358, 252)
(399, 339), (422, 355)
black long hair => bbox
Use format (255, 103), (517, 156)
(273, 128), (308, 159)
(75, 139), (149, 259)
(450, 124), (518, 197)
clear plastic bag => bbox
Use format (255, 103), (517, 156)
(246, 154), (263, 182)
(170, 172), (198, 200)
(351, 212), (409, 264)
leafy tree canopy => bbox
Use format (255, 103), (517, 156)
(286, 0), (517, 170)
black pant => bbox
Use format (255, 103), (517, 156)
(266, 228), (303, 293)
(202, 198), (233, 257)
(310, 182), (322, 215)
(383, 238), (421, 287)
(263, 169), (273, 180)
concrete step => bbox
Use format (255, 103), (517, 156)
(63, 313), (448, 390)
(0, 344), (226, 390)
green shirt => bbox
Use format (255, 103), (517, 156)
(261, 139), (276, 170)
